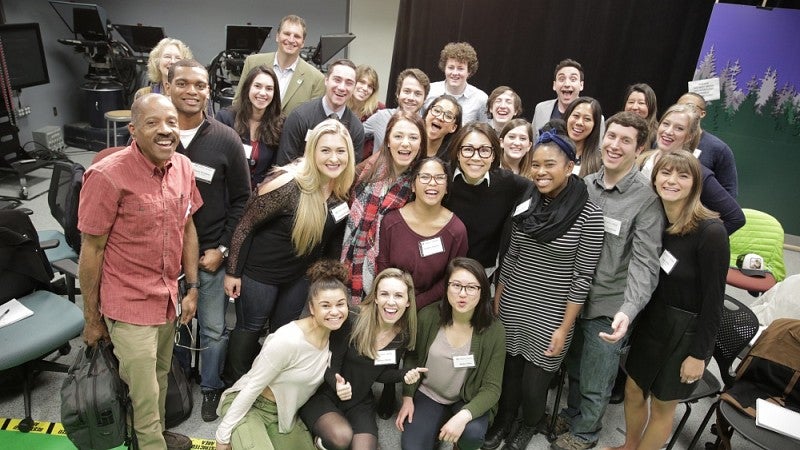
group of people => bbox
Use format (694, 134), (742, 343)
(76, 12), (745, 450)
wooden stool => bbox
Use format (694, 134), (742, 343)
(105, 109), (131, 147)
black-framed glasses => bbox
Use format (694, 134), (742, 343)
(459, 145), (494, 159)
(429, 105), (457, 123)
(417, 173), (448, 185)
(448, 281), (481, 295)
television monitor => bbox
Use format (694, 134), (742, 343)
(49, 1), (109, 41)
(0, 23), (50, 90)
(311, 33), (356, 66)
(225, 25), (271, 53)
(113, 24), (165, 53)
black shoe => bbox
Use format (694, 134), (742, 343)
(610, 373), (627, 404)
(376, 383), (397, 420)
(163, 430), (192, 450)
(483, 418), (514, 449)
(201, 389), (222, 422)
(505, 424), (538, 450)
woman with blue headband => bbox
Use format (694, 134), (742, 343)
(485, 131), (605, 450)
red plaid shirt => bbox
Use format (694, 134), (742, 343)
(78, 143), (203, 325)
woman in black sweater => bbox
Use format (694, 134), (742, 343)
(610, 150), (729, 450)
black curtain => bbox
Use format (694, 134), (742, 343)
(388, 0), (716, 121)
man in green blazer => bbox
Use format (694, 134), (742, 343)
(233, 15), (325, 114)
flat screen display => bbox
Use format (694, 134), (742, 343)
(0, 23), (50, 90)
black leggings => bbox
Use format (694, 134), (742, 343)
(496, 353), (556, 427)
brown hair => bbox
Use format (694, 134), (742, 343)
(487, 86), (523, 118)
(395, 68), (431, 99)
(232, 65), (283, 146)
(651, 150), (718, 235)
(438, 42), (479, 76)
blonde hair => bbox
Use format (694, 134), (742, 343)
(651, 150), (718, 235)
(348, 65), (381, 119)
(292, 119), (356, 255)
(658, 103), (701, 152)
(351, 268), (417, 359)
(147, 38), (193, 83)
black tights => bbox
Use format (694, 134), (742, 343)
(312, 412), (377, 450)
(496, 353), (556, 427)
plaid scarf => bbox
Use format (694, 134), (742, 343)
(342, 162), (413, 305)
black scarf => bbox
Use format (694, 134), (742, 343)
(514, 175), (589, 243)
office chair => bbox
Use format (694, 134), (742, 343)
(0, 209), (84, 433)
(668, 296), (761, 449)
(37, 160), (85, 302)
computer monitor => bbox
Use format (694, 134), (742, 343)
(49, 1), (110, 41)
(113, 24), (165, 53)
(0, 23), (50, 90)
(225, 25), (272, 53)
(311, 33), (356, 66)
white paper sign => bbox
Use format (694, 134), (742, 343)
(688, 78), (720, 101)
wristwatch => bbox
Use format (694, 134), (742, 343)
(217, 245), (229, 258)
(185, 282), (200, 290)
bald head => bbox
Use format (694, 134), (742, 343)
(128, 93), (180, 167)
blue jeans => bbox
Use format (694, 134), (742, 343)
(196, 267), (228, 391)
(234, 274), (310, 333)
(562, 316), (628, 444)
(400, 390), (489, 450)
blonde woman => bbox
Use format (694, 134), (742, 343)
(223, 119), (356, 383)
(134, 38), (193, 100)
(300, 268), (425, 450)
(348, 65), (385, 122)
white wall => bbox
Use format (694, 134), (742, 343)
(348, 0), (400, 103)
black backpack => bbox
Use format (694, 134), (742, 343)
(61, 341), (136, 450)
(165, 356), (193, 428)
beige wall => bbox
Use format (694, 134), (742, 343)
(348, 0), (401, 103)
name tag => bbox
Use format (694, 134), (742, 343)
(242, 143), (253, 159)
(374, 349), (396, 366)
(453, 354), (475, 368)
(572, 164), (581, 175)
(603, 216), (622, 236)
(192, 162), (215, 184)
(330, 202), (350, 223)
(660, 250), (678, 274)
(513, 198), (531, 217)
(693, 148), (702, 158)
(419, 237), (444, 257)
(304, 129), (313, 142)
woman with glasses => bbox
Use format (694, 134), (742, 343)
(342, 111), (427, 305)
(485, 132), (604, 450)
(134, 38), (193, 101)
(222, 119), (355, 383)
(444, 122), (532, 276)
(216, 65), (284, 187)
(396, 257), (505, 450)
(377, 157), (468, 310)
(215, 260), (350, 450)
(423, 95), (462, 158)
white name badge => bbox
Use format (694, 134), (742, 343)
(603, 216), (622, 236)
(330, 202), (350, 223)
(453, 354), (476, 368)
(513, 198), (531, 217)
(660, 250), (678, 274)
(242, 143), (253, 159)
(304, 129), (313, 142)
(693, 148), (702, 158)
(419, 237), (444, 257)
(192, 162), (215, 184)
(374, 349), (396, 366)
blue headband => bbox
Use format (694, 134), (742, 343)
(536, 130), (577, 162)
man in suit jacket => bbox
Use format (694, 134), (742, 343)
(532, 59), (585, 132)
(233, 15), (325, 114)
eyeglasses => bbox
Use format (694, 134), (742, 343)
(459, 145), (494, 159)
(174, 322), (209, 352)
(429, 105), (457, 123)
(448, 281), (481, 296)
(417, 173), (448, 185)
